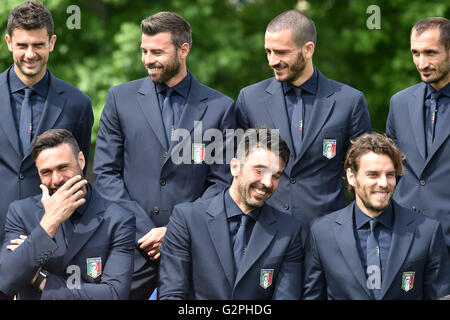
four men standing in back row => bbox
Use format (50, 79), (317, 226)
(0, 0), (448, 300)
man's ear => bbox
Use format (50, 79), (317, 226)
(48, 34), (57, 52)
(302, 41), (315, 60)
(230, 158), (241, 178)
(5, 34), (13, 52)
(178, 42), (190, 60)
(78, 151), (85, 171)
(346, 168), (356, 188)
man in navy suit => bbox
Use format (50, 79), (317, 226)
(0, 3), (93, 292)
(236, 10), (371, 238)
(93, 12), (235, 299)
(0, 129), (135, 299)
(159, 128), (303, 299)
(303, 133), (450, 300)
(386, 17), (450, 255)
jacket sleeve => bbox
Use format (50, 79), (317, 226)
(348, 92), (372, 147)
(93, 87), (156, 240)
(201, 98), (235, 200)
(302, 223), (328, 300)
(0, 203), (58, 295)
(73, 95), (94, 177)
(272, 222), (304, 300)
(40, 209), (136, 300)
(158, 205), (191, 300)
(424, 222), (450, 299)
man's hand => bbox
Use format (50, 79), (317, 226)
(6, 235), (27, 251)
(39, 175), (87, 238)
(137, 226), (167, 260)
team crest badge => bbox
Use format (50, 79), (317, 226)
(86, 257), (102, 279)
(401, 272), (415, 292)
(260, 269), (274, 289)
(192, 143), (205, 164)
(323, 139), (336, 159)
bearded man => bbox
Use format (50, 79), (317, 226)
(93, 11), (235, 299)
(236, 9), (372, 240)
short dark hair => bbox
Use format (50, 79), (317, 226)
(141, 11), (192, 49)
(411, 17), (450, 51)
(7, 0), (54, 38)
(344, 133), (404, 193)
(266, 9), (317, 47)
(236, 128), (290, 168)
(32, 129), (80, 161)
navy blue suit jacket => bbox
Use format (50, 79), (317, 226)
(387, 82), (450, 255)
(236, 70), (371, 237)
(303, 201), (450, 300)
(0, 66), (93, 246)
(0, 188), (135, 300)
(93, 73), (235, 298)
(158, 190), (303, 300)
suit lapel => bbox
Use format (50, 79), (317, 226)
(165, 75), (208, 166)
(206, 192), (235, 289)
(334, 203), (372, 298)
(425, 95), (450, 166)
(264, 79), (295, 174)
(408, 83), (427, 162)
(136, 77), (168, 149)
(0, 66), (21, 158)
(35, 196), (68, 266)
(296, 71), (335, 162)
(381, 202), (415, 298)
(234, 205), (277, 288)
(62, 190), (104, 267)
(32, 72), (65, 156)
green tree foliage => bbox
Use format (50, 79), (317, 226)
(1, 0), (448, 145)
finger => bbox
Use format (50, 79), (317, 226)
(7, 245), (19, 251)
(68, 179), (88, 195)
(58, 175), (82, 192)
(71, 188), (87, 202)
(40, 184), (50, 198)
(139, 237), (158, 250)
(19, 235), (28, 240)
(66, 197), (86, 214)
(150, 252), (161, 261)
(9, 238), (24, 245)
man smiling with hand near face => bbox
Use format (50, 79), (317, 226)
(0, 2), (93, 299)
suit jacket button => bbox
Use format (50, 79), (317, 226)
(411, 206), (417, 212)
(162, 151), (168, 158)
(159, 179), (166, 186)
(419, 180), (426, 186)
(153, 207), (159, 214)
(290, 177), (296, 184)
(19, 173), (24, 180)
(284, 203), (289, 210)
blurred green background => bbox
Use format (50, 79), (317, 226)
(1, 0), (449, 181)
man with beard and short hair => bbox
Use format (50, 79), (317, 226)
(93, 11), (235, 299)
(158, 128), (303, 299)
(386, 17), (450, 256)
(0, 1), (93, 299)
(236, 10), (372, 241)
(0, 129), (135, 299)
(303, 133), (450, 300)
